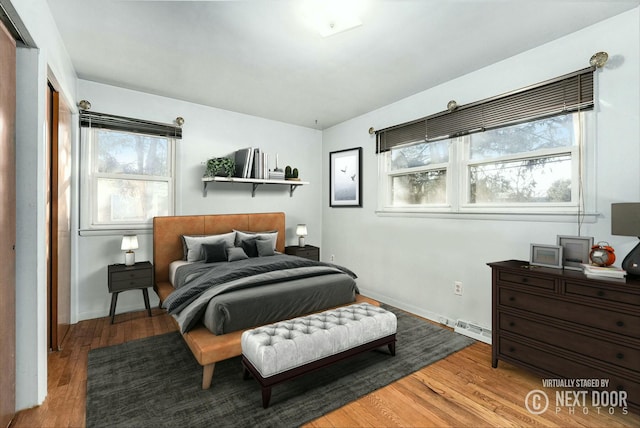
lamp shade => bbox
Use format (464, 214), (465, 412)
(611, 203), (640, 276)
(121, 235), (139, 251)
(611, 203), (640, 237)
(296, 224), (308, 237)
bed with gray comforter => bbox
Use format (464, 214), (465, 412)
(162, 254), (359, 334)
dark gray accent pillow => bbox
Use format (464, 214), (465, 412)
(227, 247), (249, 262)
(201, 242), (228, 263)
(240, 238), (259, 258)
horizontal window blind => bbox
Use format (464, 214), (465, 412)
(376, 66), (593, 150)
(80, 111), (182, 139)
(376, 119), (426, 153)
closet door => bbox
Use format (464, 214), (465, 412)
(0, 18), (17, 428)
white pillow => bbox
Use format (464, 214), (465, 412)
(234, 230), (278, 250)
(182, 232), (236, 262)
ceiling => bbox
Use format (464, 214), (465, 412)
(47, 0), (639, 130)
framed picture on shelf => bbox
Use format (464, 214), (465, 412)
(330, 147), (362, 207)
(530, 244), (563, 269)
(557, 235), (594, 270)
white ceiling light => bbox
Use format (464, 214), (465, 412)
(301, 0), (363, 37)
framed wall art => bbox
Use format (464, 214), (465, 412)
(557, 235), (594, 270)
(530, 244), (563, 269)
(330, 147), (362, 207)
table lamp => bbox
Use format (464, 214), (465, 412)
(121, 234), (139, 266)
(611, 203), (640, 276)
(296, 224), (308, 247)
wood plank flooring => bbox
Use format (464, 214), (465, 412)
(10, 308), (640, 428)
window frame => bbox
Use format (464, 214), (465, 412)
(79, 126), (176, 233)
(377, 111), (594, 218)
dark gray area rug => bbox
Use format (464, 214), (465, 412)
(86, 305), (475, 427)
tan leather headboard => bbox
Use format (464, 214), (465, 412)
(152, 212), (286, 283)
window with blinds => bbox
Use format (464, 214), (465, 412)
(79, 112), (179, 231)
(376, 67), (594, 214)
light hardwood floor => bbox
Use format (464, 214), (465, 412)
(10, 308), (640, 428)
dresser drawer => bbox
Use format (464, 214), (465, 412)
(499, 337), (639, 401)
(499, 288), (639, 337)
(499, 312), (640, 372)
(565, 281), (640, 306)
(498, 270), (555, 290)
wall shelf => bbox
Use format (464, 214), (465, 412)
(202, 176), (309, 197)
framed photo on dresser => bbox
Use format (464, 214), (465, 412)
(557, 235), (593, 270)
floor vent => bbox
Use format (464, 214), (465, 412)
(454, 320), (491, 344)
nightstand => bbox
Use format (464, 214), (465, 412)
(107, 261), (153, 324)
(285, 245), (320, 261)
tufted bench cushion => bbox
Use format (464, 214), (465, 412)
(241, 302), (397, 407)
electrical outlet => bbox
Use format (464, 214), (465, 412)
(330, 254), (335, 262)
(454, 281), (463, 296)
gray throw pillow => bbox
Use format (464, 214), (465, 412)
(227, 247), (249, 262)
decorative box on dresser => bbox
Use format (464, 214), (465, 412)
(488, 260), (640, 413)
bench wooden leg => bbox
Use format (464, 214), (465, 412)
(261, 386), (272, 409)
(202, 363), (215, 389)
(388, 342), (396, 356)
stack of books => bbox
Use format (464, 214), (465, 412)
(580, 264), (627, 281)
(234, 147), (271, 179)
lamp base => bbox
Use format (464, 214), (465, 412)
(298, 236), (305, 247)
(622, 239), (640, 276)
(124, 251), (135, 266)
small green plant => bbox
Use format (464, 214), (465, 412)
(205, 157), (235, 177)
(285, 165), (300, 179)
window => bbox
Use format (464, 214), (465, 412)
(379, 113), (584, 213)
(80, 112), (179, 231)
(376, 67), (594, 216)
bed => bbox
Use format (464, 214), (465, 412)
(152, 212), (376, 389)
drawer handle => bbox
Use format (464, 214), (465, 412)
(616, 321), (625, 327)
(509, 297), (515, 302)
(597, 290), (605, 297)
(616, 353), (624, 360)
(522, 278), (529, 283)
(616, 385), (624, 391)
(509, 322), (515, 327)
(509, 347), (516, 353)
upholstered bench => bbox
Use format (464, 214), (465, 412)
(240, 302), (397, 408)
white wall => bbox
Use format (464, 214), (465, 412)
(9, 0), (79, 410)
(75, 80), (323, 320)
(322, 9), (640, 330)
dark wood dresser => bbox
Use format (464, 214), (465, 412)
(488, 260), (640, 412)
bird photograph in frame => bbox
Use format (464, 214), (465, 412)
(557, 235), (594, 270)
(330, 147), (362, 207)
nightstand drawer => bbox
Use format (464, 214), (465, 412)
(110, 268), (150, 283)
(110, 278), (150, 292)
(295, 248), (318, 259)
(285, 245), (320, 261)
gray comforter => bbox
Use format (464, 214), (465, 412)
(162, 254), (357, 333)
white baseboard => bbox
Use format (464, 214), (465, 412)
(454, 319), (492, 344)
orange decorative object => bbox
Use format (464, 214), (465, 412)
(589, 242), (616, 267)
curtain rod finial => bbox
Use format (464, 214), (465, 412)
(368, 127), (375, 135)
(589, 51), (608, 68)
(175, 116), (185, 127)
(78, 100), (91, 110)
